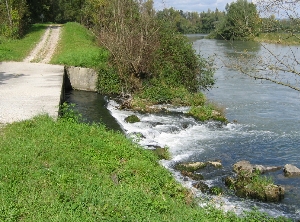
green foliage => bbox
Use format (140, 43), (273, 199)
(0, 24), (47, 61)
(0, 0), (29, 38)
(27, 0), (84, 23)
(156, 7), (225, 34)
(51, 22), (109, 68)
(188, 104), (227, 122)
(134, 85), (206, 106)
(97, 66), (122, 94)
(0, 115), (288, 221)
(84, 0), (214, 94)
(209, 186), (223, 195)
(212, 0), (261, 41)
(59, 102), (82, 123)
(152, 28), (215, 92)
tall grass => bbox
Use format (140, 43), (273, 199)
(0, 115), (289, 221)
(51, 22), (109, 68)
(0, 24), (47, 61)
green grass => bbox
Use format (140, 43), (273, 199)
(0, 24), (47, 61)
(0, 115), (290, 221)
(255, 32), (300, 45)
(51, 22), (109, 68)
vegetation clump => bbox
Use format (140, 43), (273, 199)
(225, 170), (285, 202)
(124, 115), (140, 123)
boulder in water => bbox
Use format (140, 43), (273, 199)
(283, 164), (300, 177)
(124, 115), (140, 123)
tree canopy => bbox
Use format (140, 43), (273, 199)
(213, 0), (261, 40)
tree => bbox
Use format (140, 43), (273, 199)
(214, 0), (261, 40)
(0, 0), (29, 38)
(83, 0), (214, 94)
(226, 0), (300, 92)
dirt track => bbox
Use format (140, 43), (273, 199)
(23, 25), (61, 64)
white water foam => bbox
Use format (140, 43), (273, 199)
(107, 100), (299, 220)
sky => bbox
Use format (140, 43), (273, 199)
(153, 0), (242, 13)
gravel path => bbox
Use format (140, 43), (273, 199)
(23, 25), (62, 64)
(0, 24), (64, 124)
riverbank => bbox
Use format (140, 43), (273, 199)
(254, 33), (300, 45)
(0, 115), (289, 221)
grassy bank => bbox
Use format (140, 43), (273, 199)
(51, 22), (109, 68)
(0, 116), (288, 221)
(0, 24), (47, 61)
(255, 32), (300, 45)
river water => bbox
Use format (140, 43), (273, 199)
(66, 36), (300, 220)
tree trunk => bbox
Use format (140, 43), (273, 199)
(5, 0), (13, 28)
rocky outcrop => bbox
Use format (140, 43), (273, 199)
(233, 160), (282, 174)
(227, 160), (285, 202)
(283, 164), (300, 177)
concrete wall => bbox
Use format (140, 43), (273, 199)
(65, 66), (98, 92)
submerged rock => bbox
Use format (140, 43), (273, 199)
(283, 164), (300, 177)
(181, 171), (204, 181)
(193, 181), (209, 193)
(124, 115), (140, 123)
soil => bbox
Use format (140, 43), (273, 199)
(23, 24), (61, 64)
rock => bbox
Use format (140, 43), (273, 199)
(233, 160), (253, 175)
(234, 184), (285, 202)
(283, 164), (300, 177)
(181, 171), (204, 180)
(253, 165), (282, 174)
(207, 161), (222, 168)
(175, 162), (207, 172)
(224, 176), (235, 188)
(193, 181), (209, 193)
(233, 161), (281, 175)
(228, 161), (285, 202)
(124, 115), (140, 123)
(264, 184), (285, 202)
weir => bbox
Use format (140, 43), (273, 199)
(0, 62), (97, 124)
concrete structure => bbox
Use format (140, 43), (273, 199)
(0, 62), (64, 123)
(65, 66), (98, 92)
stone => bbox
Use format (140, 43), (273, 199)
(181, 171), (204, 180)
(253, 165), (282, 174)
(193, 181), (209, 193)
(207, 161), (222, 168)
(283, 164), (300, 177)
(264, 184), (285, 202)
(175, 162), (207, 172)
(124, 115), (140, 123)
(233, 161), (281, 175)
(233, 160), (253, 174)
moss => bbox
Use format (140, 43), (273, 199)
(124, 115), (140, 123)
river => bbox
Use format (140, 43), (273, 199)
(66, 36), (300, 220)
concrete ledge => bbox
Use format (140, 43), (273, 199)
(0, 62), (64, 123)
(65, 66), (98, 92)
